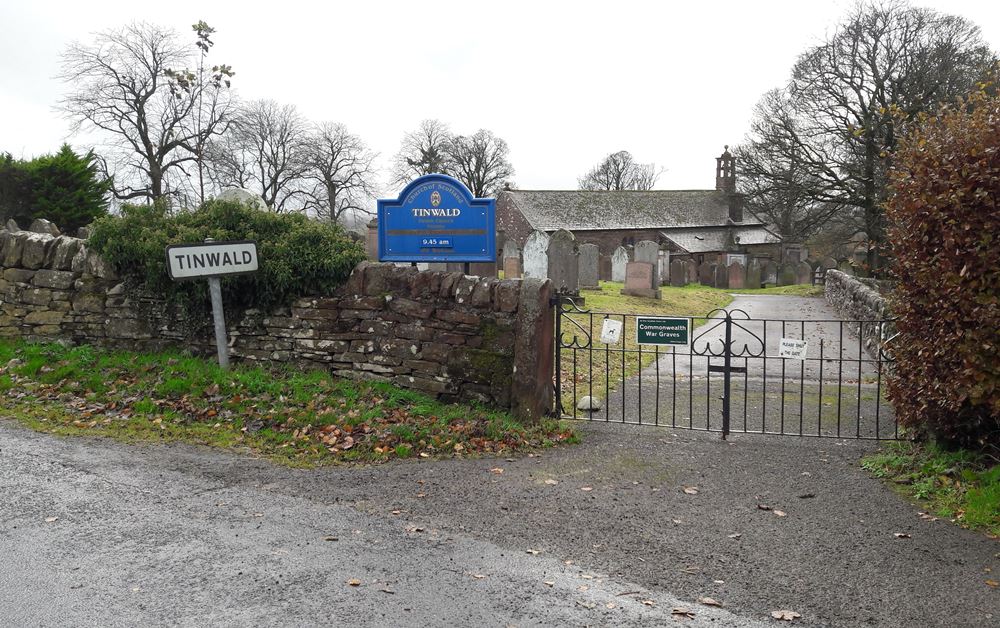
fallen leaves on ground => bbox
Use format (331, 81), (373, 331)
(44, 516), (58, 523)
(771, 610), (801, 621)
(986, 580), (998, 588)
(544, 479), (558, 485)
(347, 579), (362, 587)
(774, 510), (787, 517)
(580, 486), (593, 492)
(698, 597), (722, 607)
(526, 549), (542, 555)
(682, 486), (699, 495)
(894, 532), (911, 539)
(671, 606), (695, 620)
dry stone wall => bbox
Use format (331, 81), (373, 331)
(0, 227), (553, 422)
(824, 269), (892, 357)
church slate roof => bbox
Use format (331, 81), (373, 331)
(500, 189), (762, 231)
(662, 226), (782, 254)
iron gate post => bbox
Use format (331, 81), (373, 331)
(722, 311), (732, 439)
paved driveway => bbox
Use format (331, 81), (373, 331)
(2, 419), (997, 627)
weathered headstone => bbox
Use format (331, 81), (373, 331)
(5, 219), (20, 232)
(523, 230), (550, 280)
(501, 240), (521, 279)
(746, 259), (762, 289)
(669, 259), (687, 287)
(658, 252), (670, 286)
(547, 229), (579, 294)
(502, 257), (521, 279)
(727, 262), (746, 290)
(778, 263), (797, 286)
(821, 257), (838, 270)
(685, 259), (697, 284)
(502, 240), (520, 262)
(634, 241), (660, 287)
(837, 261), (856, 276)
(796, 261), (813, 285)
(762, 260), (778, 286)
(599, 255), (612, 281)
(578, 243), (600, 289)
(698, 262), (716, 286)
(611, 246), (629, 282)
(621, 262), (660, 299)
(365, 218), (379, 260)
(714, 263), (730, 289)
(218, 187), (267, 210)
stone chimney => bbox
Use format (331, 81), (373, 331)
(715, 145), (736, 194)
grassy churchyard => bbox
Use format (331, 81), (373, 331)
(558, 282), (726, 411)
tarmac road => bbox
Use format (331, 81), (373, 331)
(2, 417), (998, 627)
(0, 421), (762, 628)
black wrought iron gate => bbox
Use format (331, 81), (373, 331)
(553, 297), (899, 440)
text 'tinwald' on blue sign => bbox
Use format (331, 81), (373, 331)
(377, 174), (496, 263)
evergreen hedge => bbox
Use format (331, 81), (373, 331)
(0, 145), (110, 231)
(88, 200), (366, 327)
(885, 87), (1000, 449)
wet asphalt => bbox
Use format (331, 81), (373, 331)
(2, 418), (997, 627)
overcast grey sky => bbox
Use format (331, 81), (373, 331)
(2, 0), (999, 196)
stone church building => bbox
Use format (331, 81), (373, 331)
(496, 148), (781, 277)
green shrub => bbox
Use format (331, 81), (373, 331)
(0, 145), (110, 231)
(88, 199), (365, 329)
(885, 86), (1000, 448)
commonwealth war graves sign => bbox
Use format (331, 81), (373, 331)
(377, 174), (496, 263)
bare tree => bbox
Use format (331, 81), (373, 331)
(58, 22), (234, 204)
(447, 129), (515, 197)
(206, 99), (309, 212)
(391, 119), (453, 184)
(578, 150), (662, 191)
(300, 122), (378, 224)
(734, 90), (842, 240)
(736, 1), (995, 269)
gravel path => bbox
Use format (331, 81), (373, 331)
(2, 418), (996, 627)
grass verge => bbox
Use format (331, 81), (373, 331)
(861, 441), (1000, 537)
(727, 284), (825, 297)
(559, 282), (732, 411)
(0, 339), (576, 467)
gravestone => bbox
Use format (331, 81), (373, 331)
(714, 264), (729, 289)
(796, 261), (813, 285)
(502, 241), (521, 279)
(669, 259), (687, 287)
(547, 229), (579, 294)
(365, 218), (379, 260)
(821, 257), (838, 270)
(727, 262), (746, 290)
(634, 241), (660, 287)
(523, 230), (549, 280)
(578, 243), (600, 289)
(746, 259), (762, 289)
(658, 252), (670, 286)
(622, 262), (660, 299)
(685, 260), (698, 284)
(698, 262), (716, 286)
(762, 260), (778, 286)
(503, 256), (522, 279)
(778, 263), (797, 286)
(838, 261), (855, 276)
(611, 246), (629, 282)
(599, 255), (612, 281)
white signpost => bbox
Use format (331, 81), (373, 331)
(165, 239), (259, 369)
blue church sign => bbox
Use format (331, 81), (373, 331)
(377, 174), (496, 263)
